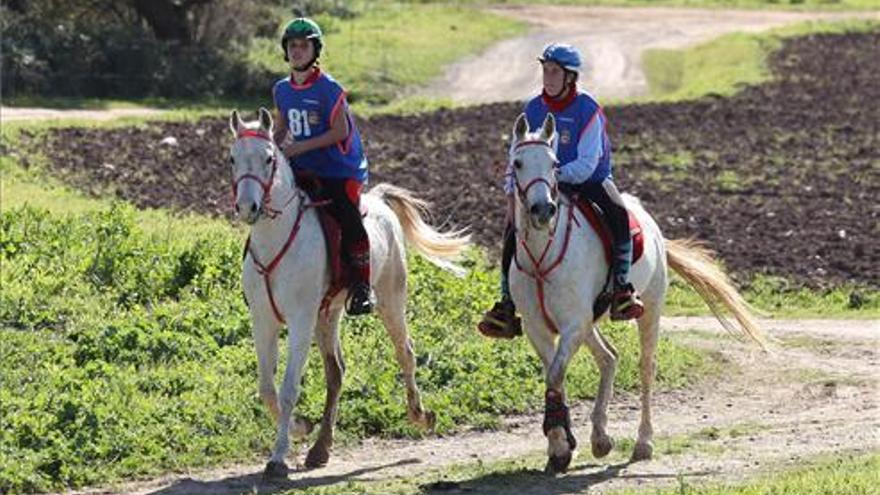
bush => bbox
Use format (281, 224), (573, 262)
(0, 1), (277, 99)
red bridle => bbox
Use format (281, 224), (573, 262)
(232, 129), (278, 208)
(512, 140), (559, 203)
(511, 139), (576, 335)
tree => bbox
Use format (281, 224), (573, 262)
(130, 0), (215, 45)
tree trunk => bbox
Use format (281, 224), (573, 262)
(130, 0), (213, 44)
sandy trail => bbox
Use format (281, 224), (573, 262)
(69, 317), (878, 495)
(418, 6), (880, 103)
(1, 107), (164, 122)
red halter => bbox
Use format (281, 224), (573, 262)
(511, 139), (575, 335)
(232, 129), (278, 209)
(512, 140), (559, 203)
(234, 128), (310, 324)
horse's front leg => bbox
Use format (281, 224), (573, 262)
(583, 325), (619, 459)
(544, 325), (586, 474)
(304, 308), (345, 469)
(264, 309), (318, 479)
(252, 310), (282, 425)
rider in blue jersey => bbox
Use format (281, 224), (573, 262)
(272, 18), (374, 315)
(479, 43), (644, 338)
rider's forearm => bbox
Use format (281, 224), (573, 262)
(558, 114), (603, 184)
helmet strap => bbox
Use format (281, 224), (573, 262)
(547, 80), (569, 100)
(293, 57), (317, 72)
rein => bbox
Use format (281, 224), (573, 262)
(231, 129), (294, 219)
(511, 139), (578, 335)
(234, 128), (327, 323)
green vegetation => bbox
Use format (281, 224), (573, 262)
(248, 3), (526, 109)
(617, 452), (880, 495)
(0, 193), (706, 492)
(642, 19), (880, 101)
(447, 0), (880, 9)
(665, 273), (880, 318)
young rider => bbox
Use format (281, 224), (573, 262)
(478, 43), (644, 338)
(272, 17), (374, 315)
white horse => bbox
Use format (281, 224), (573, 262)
(229, 108), (470, 479)
(507, 113), (766, 473)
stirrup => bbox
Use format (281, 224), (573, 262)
(346, 283), (375, 316)
(477, 300), (522, 339)
(610, 284), (644, 321)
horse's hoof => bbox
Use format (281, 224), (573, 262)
(631, 441), (654, 462)
(304, 446), (330, 469)
(409, 409), (436, 430)
(291, 416), (314, 439)
(545, 452), (572, 474)
(591, 434), (614, 458)
(421, 410), (437, 430)
(263, 460), (289, 481)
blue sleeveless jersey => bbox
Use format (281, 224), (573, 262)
(273, 70), (368, 182)
(524, 92), (612, 183)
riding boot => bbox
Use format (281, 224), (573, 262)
(346, 239), (375, 316)
(478, 223), (522, 338)
(601, 183), (644, 321)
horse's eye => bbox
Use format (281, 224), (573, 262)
(514, 159), (523, 169)
(265, 156), (273, 164)
(229, 156), (235, 164)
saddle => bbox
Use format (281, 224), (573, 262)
(294, 172), (368, 313)
(566, 192), (645, 319)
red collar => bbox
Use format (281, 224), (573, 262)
(290, 67), (322, 89)
(542, 85), (577, 113)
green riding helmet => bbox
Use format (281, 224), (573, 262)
(281, 18), (323, 61)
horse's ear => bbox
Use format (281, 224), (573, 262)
(230, 110), (244, 135)
(539, 113), (556, 143)
(513, 113), (529, 142)
(258, 107), (273, 133)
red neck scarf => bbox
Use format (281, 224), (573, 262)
(542, 84), (577, 113)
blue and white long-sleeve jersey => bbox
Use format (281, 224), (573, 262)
(505, 91), (612, 194)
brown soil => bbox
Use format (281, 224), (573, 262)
(65, 317), (879, 495)
(13, 31), (879, 288)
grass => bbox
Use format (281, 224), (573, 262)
(619, 452), (880, 495)
(2, 3), (524, 117)
(641, 19), (880, 102)
(252, 3), (526, 110)
(0, 130), (707, 492)
(431, 0), (880, 10)
(665, 272), (880, 318)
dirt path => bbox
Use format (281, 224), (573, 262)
(418, 6), (880, 103)
(0, 107), (165, 122)
(70, 317), (878, 495)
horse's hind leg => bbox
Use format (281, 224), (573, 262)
(376, 274), (434, 429)
(583, 325), (618, 459)
(632, 275), (664, 462)
(305, 308), (345, 468)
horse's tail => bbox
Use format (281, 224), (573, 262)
(665, 238), (768, 349)
(371, 183), (471, 276)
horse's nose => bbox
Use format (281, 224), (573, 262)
(530, 202), (557, 224)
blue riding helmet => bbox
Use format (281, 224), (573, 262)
(539, 43), (582, 73)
